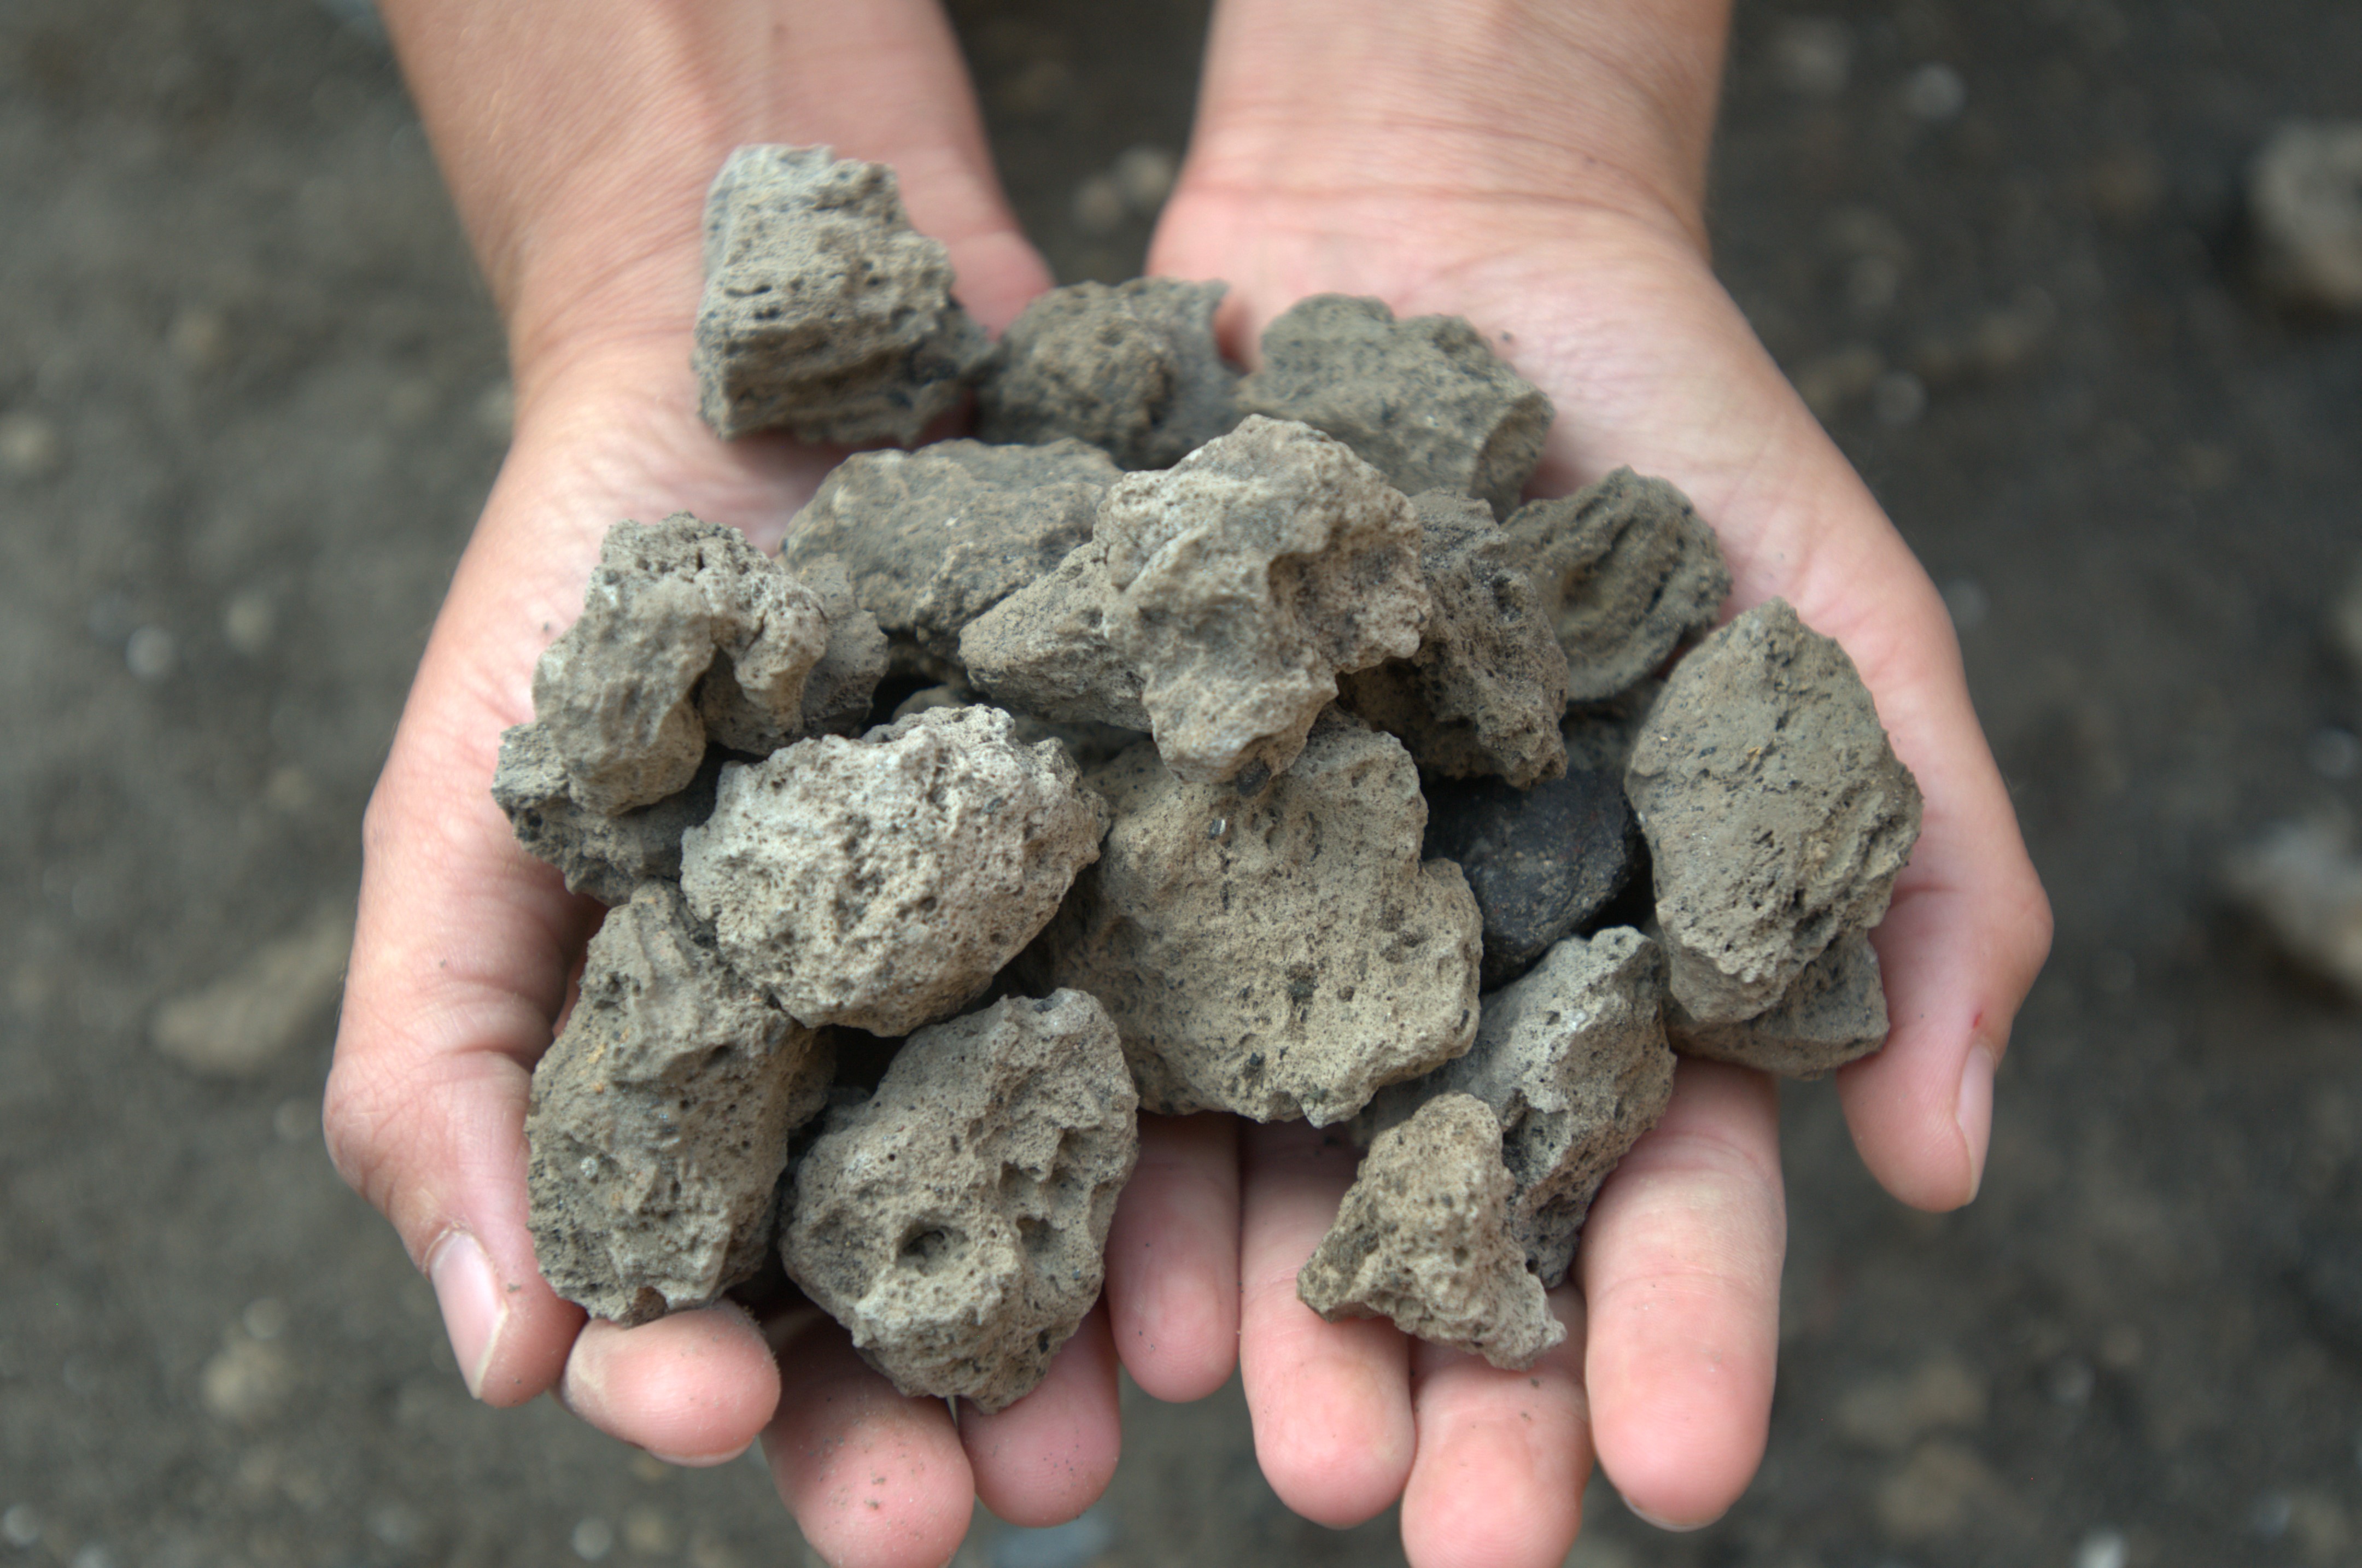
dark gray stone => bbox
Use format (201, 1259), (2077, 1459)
(1667, 928), (1889, 1078)
(491, 724), (724, 906)
(978, 278), (1241, 468)
(1422, 766), (1639, 991)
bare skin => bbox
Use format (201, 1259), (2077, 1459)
(324, 2), (2050, 1565)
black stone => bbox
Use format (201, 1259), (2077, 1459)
(1422, 767), (1640, 990)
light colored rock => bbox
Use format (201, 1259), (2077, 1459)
(1026, 715), (1481, 1125)
(151, 909), (353, 1078)
(890, 681), (1145, 773)
(1626, 599), (1922, 1023)
(693, 145), (990, 442)
(679, 706), (1107, 1034)
(1667, 927), (1890, 1078)
(2250, 122), (2362, 313)
(490, 724), (721, 905)
(977, 278), (1241, 469)
(2225, 816), (2362, 1002)
(526, 884), (833, 1326)
(781, 990), (1138, 1411)
(1297, 1092), (1565, 1369)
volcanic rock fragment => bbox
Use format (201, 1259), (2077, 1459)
(1363, 928), (1673, 1285)
(1420, 764), (1639, 990)
(891, 681), (1145, 772)
(492, 725), (726, 905)
(1025, 715), (1481, 1125)
(1297, 1092), (1565, 1369)
(782, 439), (1120, 670)
(1338, 490), (1569, 787)
(679, 705), (1108, 1035)
(693, 144), (991, 443)
(790, 553), (890, 737)
(1504, 468), (1732, 704)
(527, 883), (834, 1326)
(962, 416), (1429, 785)
(1626, 599), (1922, 1024)
(1237, 295), (1553, 517)
(1667, 928), (1889, 1077)
(978, 278), (1241, 468)
(780, 990), (1139, 1411)
(2249, 122), (2362, 313)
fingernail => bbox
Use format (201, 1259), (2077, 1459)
(429, 1231), (507, 1399)
(1620, 1491), (1722, 1532)
(645, 1443), (754, 1469)
(1955, 1040), (1996, 1205)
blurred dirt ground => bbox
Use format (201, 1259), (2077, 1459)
(4, 1), (2362, 1565)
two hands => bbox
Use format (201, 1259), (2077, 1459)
(323, 2), (2053, 1564)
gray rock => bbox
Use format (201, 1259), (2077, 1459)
(1297, 1092), (1565, 1370)
(1363, 929), (1673, 1286)
(1504, 469), (1732, 704)
(1419, 764), (1639, 990)
(531, 514), (831, 816)
(782, 440), (1120, 667)
(1626, 599), (1922, 1023)
(679, 705), (1108, 1035)
(1025, 716), (1481, 1125)
(890, 681), (1146, 773)
(792, 553), (890, 738)
(492, 723), (724, 905)
(1236, 295), (1552, 516)
(2250, 122), (2362, 313)
(978, 278), (1241, 468)
(693, 144), (991, 443)
(780, 990), (1138, 1412)
(1668, 928), (1889, 1078)
(963, 417), (1430, 786)
(1337, 490), (1569, 787)
(527, 884), (833, 1326)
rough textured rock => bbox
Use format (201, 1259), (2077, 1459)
(1505, 469), (1732, 703)
(531, 514), (831, 816)
(492, 724), (726, 905)
(977, 278), (1241, 468)
(1236, 295), (1553, 517)
(2225, 817), (2362, 1002)
(1338, 490), (1569, 787)
(792, 553), (890, 737)
(1297, 1092), (1564, 1369)
(693, 144), (991, 443)
(780, 990), (1138, 1411)
(782, 440), (1120, 666)
(1668, 928), (1889, 1078)
(2250, 122), (2362, 313)
(1364, 929), (1673, 1286)
(1420, 764), (1640, 990)
(1626, 599), (1923, 1023)
(679, 705), (1108, 1035)
(1026, 716), (1481, 1125)
(963, 416), (1430, 785)
(527, 884), (833, 1326)
(891, 681), (1145, 773)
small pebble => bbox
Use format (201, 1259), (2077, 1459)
(1873, 370), (1928, 427)
(1903, 63), (1967, 122)
(570, 1517), (614, 1562)
(70, 1547), (112, 1568)
(126, 626), (177, 682)
(1070, 174), (1127, 236)
(0, 412), (63, 478)
(475, 379), (516, 440)
(242, 1297), (289, 1342)
(2253, 1490), (2294, 1539)
(2308, 727), (2361, 781)
(223, 589), (276, 657)
(1110, 144), (1177, 213)
(1770, 16), (1852, 97)
(2, 1506), (39, 1548)
(2075, 1528), (2127, 1568)
(367, 1504), (422, 1548)
(2047, 1355), (2095, 1406)
(273, 1098), (317, 1143)
(167, 307), (230, 372)
(1942, 578), (1989, 631)
(622, 1507), (674, 1555)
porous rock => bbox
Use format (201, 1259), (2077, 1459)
(527, 883), (833, 1326)
(530, 514), (831, 816)
(1363, 928), (1673, 1286)
(492, 723), (724, 905)
(978, 278), (1241, 469)
(962, 416), (1429, 785)
(791, 553), (890, 737)
(782, 440), (1121, 667)
(2225, 816), (2362, 1002)
(1504, 468), (1732, 703)
(1626, 599), (1922, 1024)
(693, 144), (991, 443)
(1025, 715), (1481, 1125)
(1297, 1092), (1565, 1370)
(1236, 294), (1553, 517)
(1420, 764), (1639, 990)
(1338, 490), (1569, 787)
(780, 990), (1138, 1411)
(679, 705), (1108, 1035)
(1667, 928), (1889, 1078)
(891, 681), (1145, 773)
(2249, 122), (2362, 313)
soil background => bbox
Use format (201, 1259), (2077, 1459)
(4, 2), (2361, 1566)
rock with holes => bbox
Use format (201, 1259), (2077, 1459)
(890, 681), (1146, 773)
(1297, 1091), (1564, 1369)
(780, 990), (1138, 1411)
(693, 144), (991, 443)
(1667, 928), (1889, 1078)
(977, 278), (1241, 469)
(1235, 295), (1553, 517)
(1362, 928), (1673, 1286)
(1626, 598), (1922, 1024)
(1504, 468), (1732, 704)
(678, 705), (1108, 1035)
(791, 553), (890, 738)
(962, 416), (1430, 785)
(1023, 714), (1481, 1125)
(526, 883), (834, 1326)
(1338, 490), (1568, 787)
(1419, 762), (1640, 991)
(492, 724), (727, 905)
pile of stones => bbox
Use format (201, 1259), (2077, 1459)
(495, 145), (1923, 1411)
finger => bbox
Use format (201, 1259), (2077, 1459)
(958, 1306), (1122, 1528)
(1237, 1120), (1414, 1528)
(765, 1307), (975, 1568)
(559, 1301), (781, 1464)
(1580, 1059), (1783, 1530)
(1398, 1290), (1593, 1568)
(1102, 1113), (1241, 1402)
